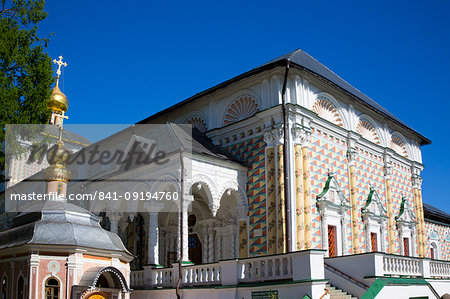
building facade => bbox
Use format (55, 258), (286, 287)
(2, 50), (450, 298)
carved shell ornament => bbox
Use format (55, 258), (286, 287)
(224, 95), (259, 125)
(187, 116), (207, 133)
(312, 96), (343, 126)
(356, 119), (380, 144)
(390, 135), (408, 158)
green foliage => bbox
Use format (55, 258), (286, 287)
(0, 0), (54, 181)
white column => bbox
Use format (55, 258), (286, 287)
(341, 207), (349, 255)
(321, 212), (329, 257)
(380, 219), (387, 253)
(107, 212), (122, 235)
(208, 223), (215, 263)
(148, 211), (159, 265)
(230, 226), (236, 258)
(202, 226), (208, 263)
(179, 195), (193, 262)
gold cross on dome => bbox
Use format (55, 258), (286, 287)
(53, 56), (67, 78)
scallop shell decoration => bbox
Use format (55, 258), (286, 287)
(312, 96), (343, 127)
(224, 96), (259, 125)
(187, 116), (207, 133)
(390, 135), (408, 158)
(356, 119), (380, 144)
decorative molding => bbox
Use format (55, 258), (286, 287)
(263, 127), (284, 147)
(186, 116), (208, 133)
(396, 197), (417, 224)
(312, 95), (343, 127)
(361, 187), (388, 217)
(291, 123), (312, 146)
(356, 118), (380, 145)
(316, 172), (349, 206)
(390, 133), (408, 158)
(223, 95), (259, 125)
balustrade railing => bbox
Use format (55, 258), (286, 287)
(430, 260), (450, 278)
(130, 270), (145, 287)
(182, 263), (221, 286)
(382, 255), (421, 276)
(153, 267), (174, 287)
(238, 255), (293, 283)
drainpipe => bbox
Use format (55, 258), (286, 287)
(176, 148), (184, 299)
(281, 59), (291, 252)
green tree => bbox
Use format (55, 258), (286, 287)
(0, 0), (54, 182)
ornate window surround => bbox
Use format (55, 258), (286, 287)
(395, 197), (418, 257)
(361, 187), (388, 252)
(316, 172), (350, 257)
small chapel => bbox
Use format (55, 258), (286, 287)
(2, 50), (450, 298)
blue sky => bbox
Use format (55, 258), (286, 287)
(39, 0), (450, 211)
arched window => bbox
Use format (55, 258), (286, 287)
(430, 241), (440, 260)
(45, 278), (59, 299)
(17, 276), (24, 299)
(56, 183), (63, 196)
(1, 277), (7, 299)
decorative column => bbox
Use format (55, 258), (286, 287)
(264, 128), (283, 255)
(411, 164), (425, 257)
(417, 190), (425, 256)
(321, 212), (329, 256)
(384, 153), (395, 254)
(201, 225), (209, 263)
(107, 212), (122, 235)
(29, 254), (39, 299)
(146, 202), (163, 266)
(347, 134), (360, 254)
(277, 143), (287, 254)
(231, 226), (237, 258)
(341, 206), (350, 255)
(302, 129), (312, 249)
(208, 222), (215, 263)
(380, 218), (387, 253)
(292, 124), (305, 250)
(237, 205), (249, 258)
(215, 226), (223, 261)
(178, 195), (193, 262)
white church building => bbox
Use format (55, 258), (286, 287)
(2, 49), (450, 299)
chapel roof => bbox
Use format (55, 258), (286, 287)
(0, 200), (131, 256)
(138, 49), (430, 145)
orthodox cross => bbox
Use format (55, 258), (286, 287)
(53, 56), (67, 84)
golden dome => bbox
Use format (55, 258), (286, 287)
(44, 139), (71, 182)
(48, 83), (69, 113)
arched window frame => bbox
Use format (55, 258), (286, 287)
(429, 230), (441, 260)
(42, 275), (63, 299)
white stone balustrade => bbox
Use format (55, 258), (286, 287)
(130, 270), (145, 287)
(430, 260), (450, 278)
(131, 250), (326, 289)
(238, 255), (293, 283)
(153, 267), (174, 287)
(382, 255), (421, 276)
(182, 264), (221, 286)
